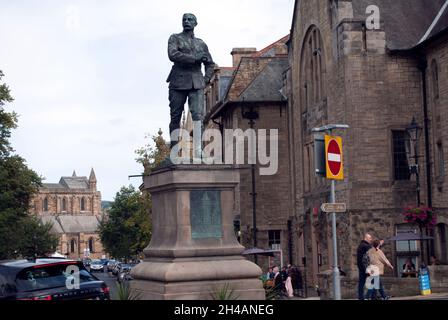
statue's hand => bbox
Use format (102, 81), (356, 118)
(195, 53), (208, 64)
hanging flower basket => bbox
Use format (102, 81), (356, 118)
(403, 207), (437, 229)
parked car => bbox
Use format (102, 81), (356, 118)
(116, 263), (137, 282)
(0, 258), (110, 300)
(106, 260), (117, 273)
(120, 264), (133, 272)
(82, 258), (92, 271)
(89, 260), (104, 273)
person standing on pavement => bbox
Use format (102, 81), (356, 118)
(366, 239), (394, 300)
(266, 267), (274, 280)
(357, 233), (373, 300)
(273, 266), (284, 296)
(285, 265), (294, 298)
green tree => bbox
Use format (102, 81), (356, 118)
(98, 185), (151, 260)
(18, 216), (59, 259)
(99, 131), (169, 260)
(0, 70), (16, 158)
(135, 129), (171, 175)
(0, 70), (58, 260)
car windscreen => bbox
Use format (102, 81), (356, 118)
(15, 263), (97, 292)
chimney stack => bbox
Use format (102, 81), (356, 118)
(231, 48), (257, 68)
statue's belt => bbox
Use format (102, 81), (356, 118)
(172, 64), (203, 72)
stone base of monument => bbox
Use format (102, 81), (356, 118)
(130, 164), (265, 300)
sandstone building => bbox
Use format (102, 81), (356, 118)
(204, 37), (292, 269)
(287, 0), (448, 297)
(30, 169), (106, 260)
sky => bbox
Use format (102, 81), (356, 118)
(0, 0), (295, 201)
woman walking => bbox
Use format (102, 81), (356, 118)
(366, 239), (394, 300)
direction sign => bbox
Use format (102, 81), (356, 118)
(325, 135), (344, 180)
(321, 203), (347, 213)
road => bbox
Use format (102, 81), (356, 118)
(94, 271), (119, 300)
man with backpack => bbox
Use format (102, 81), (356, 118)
(356, 233), (373, 300)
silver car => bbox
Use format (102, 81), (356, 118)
(89, 260), (104, 272)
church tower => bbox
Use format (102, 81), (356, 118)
(89, 168), (97, 191)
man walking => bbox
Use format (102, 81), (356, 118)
(356, 233), (373, 300)
(166, 13), (215, 152)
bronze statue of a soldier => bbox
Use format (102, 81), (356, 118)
(167, 13), (215, 149)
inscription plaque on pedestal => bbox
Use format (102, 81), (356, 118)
(190, 190), (222, 239)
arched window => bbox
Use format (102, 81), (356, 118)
(62, 198), (67, 212)
(300, 26), (326, 113)
(80, 197), (86, 211)
(70, 239), (77, 253)
(88, 238), (95, 253)
(43, 197), (48, 212)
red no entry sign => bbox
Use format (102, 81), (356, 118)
(325, 136), (344, 180)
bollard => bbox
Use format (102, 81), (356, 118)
(419, 266), (432, 296)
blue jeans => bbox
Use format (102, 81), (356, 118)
(358, 269), (367, 300)
(366, 277), (387, 299)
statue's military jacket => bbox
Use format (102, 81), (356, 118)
(167, 32), (214, 90)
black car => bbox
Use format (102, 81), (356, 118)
(0, 258), (110, 300)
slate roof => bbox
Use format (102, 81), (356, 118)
(43, 183), (64, 189)
(41, 216), (64, 234)
(352, 0), (447, 50)
(252, 35), (290, 58)
(57, 215), (100, 233)
(238, 58), (289, 102)
(218, 68), (235, 101)
(39, 215), (100, 234)
(42, 177), (89, 190)
(60, 177), (89, 189)
(418, 1), (448, 45)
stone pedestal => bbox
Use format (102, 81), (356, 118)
(131, 164), (264, 300)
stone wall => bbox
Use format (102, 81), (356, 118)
(287, 0), (444, 288)
(33, 192), (102, 216)
(226, 103), (292, 270)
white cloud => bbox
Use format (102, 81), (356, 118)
(0, 0), (294, 200)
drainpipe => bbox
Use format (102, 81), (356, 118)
(288, 219), (293, 265)
(242, 106), (259, 263)
(418, 58), (434, 261)
(418, 59), (433, 208)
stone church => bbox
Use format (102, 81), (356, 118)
(286, 0), (448, 297)
(30, 169), (106, 260)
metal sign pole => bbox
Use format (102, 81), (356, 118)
(331, 179), (341, 300)
(328, 128), (341, 300)
(312, 124), (348, 301)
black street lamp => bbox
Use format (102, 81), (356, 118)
(242, 106), (259, 264)
(406, 117), (429, 265)
(406, 117), (423, 206)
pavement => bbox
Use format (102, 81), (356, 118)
(93, 272), (448, 301)
(390, 293), (448, 300)
(290, 293), (448, 300)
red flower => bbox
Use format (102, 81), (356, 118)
(403, 206), (436, 227)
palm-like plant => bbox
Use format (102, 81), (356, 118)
(116, 282), (142, 300)
(210, 283), (240, 300)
